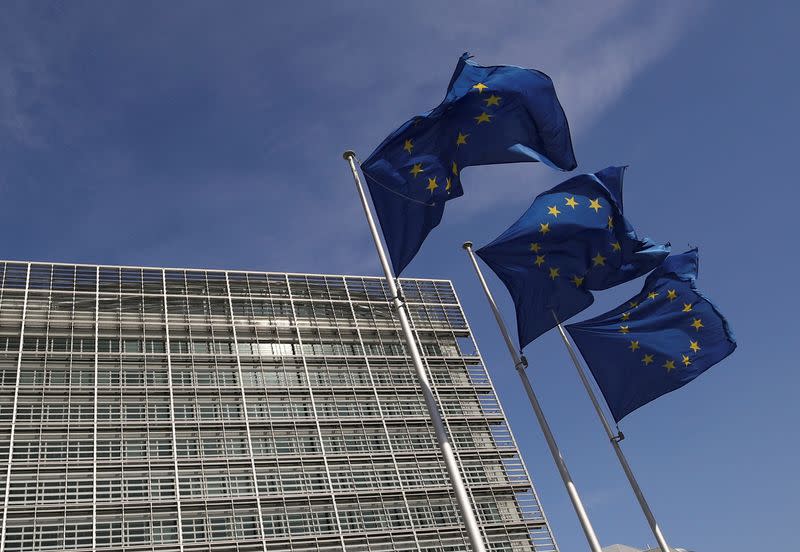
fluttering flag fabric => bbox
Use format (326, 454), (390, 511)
(566, 249), (737, 422)
(362, 52), (577, 275)
(476, 166), (669, 348)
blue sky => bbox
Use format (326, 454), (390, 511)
(1, 1), (797, 550)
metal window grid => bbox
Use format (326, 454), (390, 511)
(0, 260), (557, 552)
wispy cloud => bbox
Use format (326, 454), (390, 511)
(553, 2), (707, 133)
(452, 1), (708, 214)
(0, 5), (54, 148)
(0, 1), (705, 274)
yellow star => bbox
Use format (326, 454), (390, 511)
(456, 132), (469, 147)
(426, 177), (438, 193)
(589, 198), (602, 212)
(534, 255), (546, 267)
(452, 161), (458, 175)
(663, 359), (676, 371)
(628, 340), (640, 352)
(410, 163), (423, 177)
(592, 252), (606, 267)
(621, 312), (631, 321)
(666, 289), (677, 301)
(539, 223), (550, 235)
(445, 177), (452, 192)
(529, 242), (541, 253)
(607, 216), (614, 229)
(611, 241), (621, 252)
(548, 267), (560, 280)
(629, 301), (639, 309)
(474, 112), (492, 124)
(484, 94), (501, 106)
(691, 318), (704, 331)
(571, 275), (584, 287)
(403, 139), (414, 154)
(565, 196), (579, 208)
(472, 82), (488, 93)
(682, 303), (693, 313)
(547, 205), (561, 217)
(682, 354), (692, 367)
(642, 354), (654, 366)
(689, 340), (701, 353)
(647, 291), (659, 300)
(619, 325), (630, 334)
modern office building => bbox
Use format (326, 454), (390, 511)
(0, 260), (557, 552)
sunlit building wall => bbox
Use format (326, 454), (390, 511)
(0, 261), (557, 552)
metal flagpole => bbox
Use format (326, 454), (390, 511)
(343, 151), (487, 552)
(462, 242), (604, 552)
(553, 321), (672, 552)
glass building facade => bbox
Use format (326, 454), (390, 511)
(0, 261), (557, 552)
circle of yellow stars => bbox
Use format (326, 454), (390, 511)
(403, 81), (503, 196)
(616, 287), (704, 373)
(528, 193), (621, 288)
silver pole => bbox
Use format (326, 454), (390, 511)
(343, 151), (487, 552)
(553, 321), (671, 552)
(462, 242), (604, 552)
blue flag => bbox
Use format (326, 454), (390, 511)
(566, 250), (737, 422)
(362, 52), (576, 275)
(476, 166), (669, 348)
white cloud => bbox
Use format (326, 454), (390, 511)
(452, 1), (708, 214)
(0, 1), (707, 274)
(552, 2), (707, 134)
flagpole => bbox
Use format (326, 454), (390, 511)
(343, 152), (487, 552)
(462, 242), (604, 552)
(553, 321), (671, 552)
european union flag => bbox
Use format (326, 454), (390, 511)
(476, 166), (669, 348)
(362, 52), (576, 275)
(566, 250), (737, 422)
